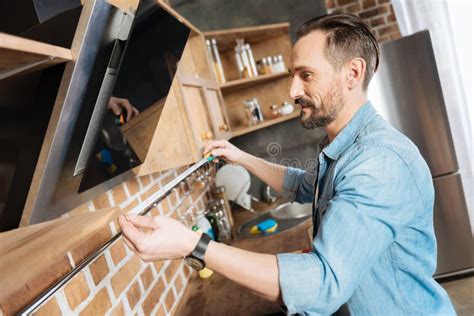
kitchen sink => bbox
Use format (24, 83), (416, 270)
(237, 202), (312, 238)
(270, 202), (312, 219)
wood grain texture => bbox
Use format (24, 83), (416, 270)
(223, 76), (293, 129)
(121, 99), (165, 162)
(106, 0), (139, 14)
(203, 23), (290, 52)
(0, 207), (119, 314)
(220, 72), (290, 92)
(231, 111), (300, 138)
(132, 78), (198, 176)
(0, 32), (72, 80)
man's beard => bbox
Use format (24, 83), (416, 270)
(297, 80), (344, 130)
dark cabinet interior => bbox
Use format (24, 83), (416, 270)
(0, 65), (65, 231)
(0, 7), (82, 231)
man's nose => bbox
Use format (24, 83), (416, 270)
(289, 76), (304, 100)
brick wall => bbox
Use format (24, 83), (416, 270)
(26, 165), (214, 316)
(326, 0), (401, 42)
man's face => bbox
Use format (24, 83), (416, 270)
(289, 31), (346, 129)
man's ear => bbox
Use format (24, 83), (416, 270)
(346, 57), (366, 90)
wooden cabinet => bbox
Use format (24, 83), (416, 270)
(129, 16), (298, 175)
(203, 23), (297, 137)
(178, 74), (231, 146)
(0, 32), (72, 80)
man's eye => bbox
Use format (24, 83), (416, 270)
(302, 72), (312, 80)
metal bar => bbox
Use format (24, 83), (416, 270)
(19, 157), (213, 315)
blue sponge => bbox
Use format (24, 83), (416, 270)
(256, 219), (278, 232)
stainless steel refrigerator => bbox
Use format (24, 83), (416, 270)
(368, 30), (474, 277)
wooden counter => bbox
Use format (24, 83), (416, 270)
(175, 201), (312, 315)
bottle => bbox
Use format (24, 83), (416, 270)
(273, 54), (286, 73)
(234, 41), (244, 78)
(267, 56), (274, 73)
(278, 54), (286, 72)
(252, 98), (264, 122)
(273, 56), (279, 72)
(278, 101), (295, 115)
(256, 60), (265, 75)
(244, 99), (258, 126)
(210, 39), (226, 83)
(236, 39), (252, 78)
(194, 209), (216, 240)
(245, 43), (258, 77)
(211, 186), (234, 227)
(270, 104), (281, 118)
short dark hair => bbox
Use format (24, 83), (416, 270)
(296, 13), (380, 91)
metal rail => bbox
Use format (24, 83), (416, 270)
(19, 157), (212, 315)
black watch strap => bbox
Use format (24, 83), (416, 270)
(189, 233), (212, 261)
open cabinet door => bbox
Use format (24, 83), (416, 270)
(125, 77), (199, 176)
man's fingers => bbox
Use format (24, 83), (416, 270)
(211, 148), (226, 158)
(127, 214), (157, 229)
(109, 102), (121, 115)
(118, 215), (146, 245)
(121, 234), (139, 254)
(126, 106), (133, 122)
(203, 140), (225, 155)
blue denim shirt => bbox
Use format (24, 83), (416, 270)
(277, 101), (455, 315)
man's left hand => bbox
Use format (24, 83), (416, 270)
(118, 214), (200, 261)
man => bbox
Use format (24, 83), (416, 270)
(119, 13), (455, 315)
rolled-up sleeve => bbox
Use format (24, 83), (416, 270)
(277, 147), (421, 315)
(281, 166), (317, 204)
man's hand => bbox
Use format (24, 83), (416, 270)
(108, 97), (139, 122)
(202, 140), (248, 164)
(118, 214), (200, 261)
(119, 214), (281, 302)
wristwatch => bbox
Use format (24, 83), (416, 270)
(184, 233), (212, 271)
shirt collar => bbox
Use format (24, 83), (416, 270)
(321, 101), (377, 160)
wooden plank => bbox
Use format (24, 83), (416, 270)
(132, 79), (198, 176)
(106, 0), (139, 14)
(0, 207), (119, 311)
(0, 32), (72, 79)
(220, 72), (290, 93)
(203, 23), (290, 52)
(155, 0), (202, 35)
(121, 99), (164, 162)
(222, 75), (293, 130)
(231, 111), (299, 138)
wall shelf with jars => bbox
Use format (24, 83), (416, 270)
(202, 22), (298, 137)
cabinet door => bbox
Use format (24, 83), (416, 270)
(202, 83), (231, 139)
(178, 75), (215, 150)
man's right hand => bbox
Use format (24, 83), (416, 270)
(203, 140), (287, 195)
(202, 140), (248, 164)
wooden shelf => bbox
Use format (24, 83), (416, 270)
(0, 32), (72, 80)
(203, 22), (290, 52)
(220, 72), (289, 93)
(231, 111), (299, 138)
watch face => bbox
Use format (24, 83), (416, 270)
(184, 256), (204, 271)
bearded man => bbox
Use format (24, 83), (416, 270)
(119, 13), (455, 315)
